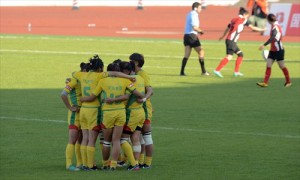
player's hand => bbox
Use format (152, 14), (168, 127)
(130, 77), (136, 82)
(70, 105), (78, 112)
(65, 78), (71, 83)
(199, 31), (204, 35)
(218, 37), (223, 41)
(259, 45), (265, 51)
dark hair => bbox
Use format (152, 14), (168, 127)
(113, 59), (122, 65)
(129, 53), (144, 68)
(239, 7), (249, 15)
(267, 14), (277, 22)
(80, 62), (91, 72)
(89, 54), (103, 71)
(119, 61), (135, 74)
(107, 63), (120, 72)
(192, 2), (201, 10)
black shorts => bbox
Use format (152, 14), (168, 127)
(268, 50), (284, 61)
(183, 34), (201, 47)
(225, 40), (241, 55)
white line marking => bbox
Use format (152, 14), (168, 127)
(116, 31), (182, 35)
(0, 49), (293, 62)
(1, 116), (299, 139)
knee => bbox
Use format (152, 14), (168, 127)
(143, 132), (153, 146)
(237, 52), (244, 57)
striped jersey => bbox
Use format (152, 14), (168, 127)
(226, 15), (250, 42)
(270, 22), (283, 51)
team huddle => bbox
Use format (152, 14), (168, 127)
(61, 53), (154, 171)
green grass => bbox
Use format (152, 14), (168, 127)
(0, 34), (300, 180)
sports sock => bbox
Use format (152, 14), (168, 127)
(66, 144), (75, 168)
(110, 160), (117, 169)
(180, 57), (188, 74)
(102, 159), (110, 167)
(234, 56), (243, 72)
(80, 145), (87, 167)
(282, 67), (291, 83)
(199, 58), (206, 73)
(121, 141), (136, 166)
(75, 143), (82, 167)
(144, 156), (152, 166)
(138, 153), (145, 165)
(216, 57), (229, 71)
(264, 67), (271, 84)
(87, 146), (95, 168)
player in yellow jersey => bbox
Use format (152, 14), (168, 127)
(72, 55), (136, 170)
(61, 62), (90, 171)
(80, 62), (145, 171)
(129, 53), (154, 169)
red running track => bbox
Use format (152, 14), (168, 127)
(0, 6), (299, 42)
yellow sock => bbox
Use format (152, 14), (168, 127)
(80, 145), (87, 167)
(138, 153), (145, 165)
(99, 143), (103, 151)
(110, 160), (117, 169)
(121, 142), (136, 166)
(87, 146), (95, 168)
(144, 156), (152, 166)
(66, 144), (75, 168)
(102, 159), (110, 167)
(75, 143), (82, 167)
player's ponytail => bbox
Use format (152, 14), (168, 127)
(89, 54), (104, 71)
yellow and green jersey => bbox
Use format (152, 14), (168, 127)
(73, 71), (109, 108)
(93, 77), (136, 111)
(64, 76), (82, 107)
(126, 75), (145, 109)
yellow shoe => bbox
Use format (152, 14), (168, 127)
(284, 82), (292, 87)
(256, 82), (268, 87)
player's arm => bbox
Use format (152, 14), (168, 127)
(61, 79), (79, 111)
(137, 86), (153, 103)
(105, 94), (130, 104)
(248, 24), (266, 32)
(219, 25), (230, 40)
(108, 71), (136, 82)
(193, 26), (204, 35)
(259, 28), (277, 50)
(80, 94), (97, 102)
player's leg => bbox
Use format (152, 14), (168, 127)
(234, 50), (244, 76)
(131, 129), (142, 162)
(101, 127), (112, 170)
(214, 40), (234, 77)
(110, 126), (123, 170)
(87, 129), (99, 169)
(257, 55), (275, 87)
(75, 129), (82, 168)
(138, 134), (145, 167)
(180, 46), (192, 76)
(121, 133), (139, 170)
(142, 123), (153, 168)
(276, 50), (291, 87)
(194, 46), (209, 75)
(66, 111), (80, 171)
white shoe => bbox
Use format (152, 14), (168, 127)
(213, 70), (223, 78)
(233, 72), (244, 77)
(201, 72), (210, 76)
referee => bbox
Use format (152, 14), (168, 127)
(180, 2), (209, 76)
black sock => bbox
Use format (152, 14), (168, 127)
(180, 57), (188, 74)
(199, 58), (206, 73)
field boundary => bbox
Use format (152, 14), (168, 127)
(1, 116), (299, 139)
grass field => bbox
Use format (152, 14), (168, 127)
(0, 34), (299, 180)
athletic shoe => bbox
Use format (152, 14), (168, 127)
(89, 165), (98, 171)
(143, 164), (151, 169)
(180, 72), (186, 76)
(101, 166), (110, 171)
(213, 70), (223, 78)
(256, 82), (268, 87)
(67, 165), (80, 171)
(81, 166), (90, 171)
(110, 167), (116, 171)
(138, 164), (144, 168)
(127, 164), (140, 171)
(284, 82), (292, 87)
(201, 72), (210, 76)
(233, 72), (244, 77)
(117, 161), (127, 167)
